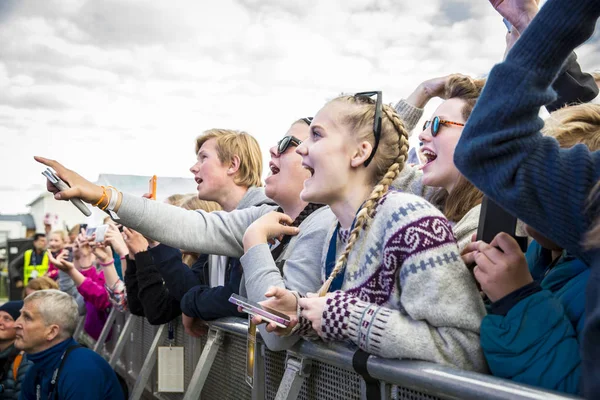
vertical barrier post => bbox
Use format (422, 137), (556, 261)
(252, 342), (266, 400)
(93, 307), (117, 354)
(129, 324), (167, 400)
(73, 313), (86, 342)
(182, 327), (224, 400)
(109, 313), (136, 368)
(274, 352), (311, 400)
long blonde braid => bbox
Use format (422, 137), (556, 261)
(318, 103), (410, 296)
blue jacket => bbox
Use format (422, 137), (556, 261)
(20, 337), (123, 400)
(481, 241), (588, 394)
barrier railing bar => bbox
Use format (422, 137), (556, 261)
(294, 339), (580, 400)
(113, 316), (579, 400)
(252, 342), (266, 400)
(182, 327), (224, 400)
(206, 319), (579, 400)
(130, 324), (167, 400)
(109, 313), (136, 368)
(73, 312), (86, 342)
(274, 352), (311, 400)
(93, 307), (117, 354)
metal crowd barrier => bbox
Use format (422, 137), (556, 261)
(76, 309), (582, 400)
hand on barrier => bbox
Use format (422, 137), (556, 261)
(104, 224), (129, 258)
(472, 232), (533, 302)
(298, 293), (331, 337)
(34, 156), (106, 205)
(244, 287), (299, 335)
(122, 227), (149, 255)
(243, 211), (299, 252)
(182, 313), (208, 337)
(47, 249), (74, 272)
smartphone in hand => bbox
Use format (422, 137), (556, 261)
(228, 294), (291, 328)
(476, 196), (528, 252)
(148, 175), (157, 200)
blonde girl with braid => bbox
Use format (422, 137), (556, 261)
(252, 92), (487, 372)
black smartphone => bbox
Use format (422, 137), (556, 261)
(476, 196), (528, 252)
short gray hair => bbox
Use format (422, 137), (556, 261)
(24, 290), (79, 338)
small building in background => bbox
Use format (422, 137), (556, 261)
(0, 214), (36, 243)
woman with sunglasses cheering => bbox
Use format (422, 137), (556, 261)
(390, 75), (486, 252)
(249, 91), (487, 371)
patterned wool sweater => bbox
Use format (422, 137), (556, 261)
(312, 190), (487, 372)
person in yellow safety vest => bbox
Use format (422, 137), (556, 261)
(8, 234), (48, 289)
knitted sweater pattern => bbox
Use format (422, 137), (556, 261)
(319, 191), (487, 372)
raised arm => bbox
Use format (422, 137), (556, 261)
(34, 156), (273, 257)
(454, 0), (600, 263)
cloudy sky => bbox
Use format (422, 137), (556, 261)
(1, 0), (598, 214)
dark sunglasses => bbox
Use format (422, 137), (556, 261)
(422, 116), (465, 137)
(277, 135), (302, 155)
(354, 91), (382, 167)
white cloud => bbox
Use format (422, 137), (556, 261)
(0, 0), (598, 214)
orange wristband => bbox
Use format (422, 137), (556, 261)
(93, 186), (107, 208)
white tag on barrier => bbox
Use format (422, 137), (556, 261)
(158, 346), (184, 392)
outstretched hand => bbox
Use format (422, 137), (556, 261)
(34, 156), (105, 204)
(47, 249), (74, 272)
(103, 224), (129, 257)
(489, 0), (539, 33)
(122, 227), (149, 255)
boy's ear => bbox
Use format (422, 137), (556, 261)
(227, 155), (241, 176)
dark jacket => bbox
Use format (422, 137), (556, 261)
(546, 52), (598, 113)
(0, 344), (32, 400)
(179, 256), (245, 321)
(136, 247), (212, 325)
(452, 0), (600, 396)
(123, 257), (146, 317)
(20, 337), (123, 400)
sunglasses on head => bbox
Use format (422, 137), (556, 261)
(422, 116), (465, 137)
(354, 91), (382, 167)
(277, 135), (302, 155)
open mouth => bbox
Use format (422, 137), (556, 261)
(421, 148), (437, 166)
(302, 164), (315, 176)
(269, 162), (280, 175)
(195, 177), (203, 185)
